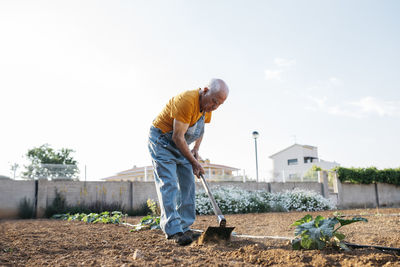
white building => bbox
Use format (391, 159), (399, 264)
(269, 144), (339, 182)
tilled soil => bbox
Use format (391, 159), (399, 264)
(1, 208), (399, 266)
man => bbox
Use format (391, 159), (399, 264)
(148, 78), (229, 246)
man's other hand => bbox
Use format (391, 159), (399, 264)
(192, 160), (205, 178)
(191, 148), (199, 160)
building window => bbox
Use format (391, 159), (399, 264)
(288, 159), (298, 165)
(304, 157), (317, 163)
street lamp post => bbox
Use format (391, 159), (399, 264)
(252, 131), (259, 183)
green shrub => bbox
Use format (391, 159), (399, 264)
(44, 190), (68, 217)
(126, 202), (151, 216)
(18, 197), (35, 219)
(336, 167), (400, 185)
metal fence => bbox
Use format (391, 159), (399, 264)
(27, 164), (79, 180)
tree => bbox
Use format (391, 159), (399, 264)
(10, 163), (19, 179)
(303, 165), (322, 181)
(23, 144), (79, 180)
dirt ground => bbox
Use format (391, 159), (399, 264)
(1, 208), (399, 266)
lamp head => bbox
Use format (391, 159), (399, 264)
(252, 131), (259, 139)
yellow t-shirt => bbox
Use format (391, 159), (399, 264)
(153, 89), (212, 133)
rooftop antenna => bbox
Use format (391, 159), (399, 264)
(291, 135), (297, 144)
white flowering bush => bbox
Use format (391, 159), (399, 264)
(196, 187), (269, 215)
(278, 188), (335, 211)
(195, 187), (335, 215)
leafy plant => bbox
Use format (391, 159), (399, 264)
(52, 211), (126, 224)
(126, 202), (151, 216)
(147, 199), (160, 216)
(291, 214), (368, 250)
(18, 197), (35, 219)
(130, 199), (161, 232)
(44, 189), (68, 218)
(335, 166), (400, 185)
(2, 247), (14, 253)
(130, 215), (160, 232)
(302, 165), (323, 181)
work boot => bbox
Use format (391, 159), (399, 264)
(167, 232), (193, 246)
(184, 230), (202, 241)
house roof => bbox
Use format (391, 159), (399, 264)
(269, 143), (317, 158)
(102, 161), (239, 180)
(117, 166), (152, 175)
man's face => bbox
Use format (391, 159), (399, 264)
(202, 89), (227, 112)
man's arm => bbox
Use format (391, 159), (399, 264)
(191, 134), (203, 160)
(172, 119), (205, 176)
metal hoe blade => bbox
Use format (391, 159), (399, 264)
(198, 174), (235, 244)
(198, 226), (235, 244)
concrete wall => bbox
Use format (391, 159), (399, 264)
(130, 182), (158, 209)
(337, 183), (377, 208)
(1, 180), (321, 218)
(0, 180), (36, 218)
(335, 179), (400, 209)
(377, 183), (400, 207)
(1, 177), (399, 218)
(36, 180), (158, 217)
(37, 181), (133, 217)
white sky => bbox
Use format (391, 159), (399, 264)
(1, 0), (399, 181)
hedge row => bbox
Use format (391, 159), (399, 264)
(336, 167), (400, 186)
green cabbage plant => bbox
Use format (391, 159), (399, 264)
(291, 214), (367, 250)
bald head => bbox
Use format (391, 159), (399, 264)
(199, 78), (229, 112)
(208, 78), (229, 99)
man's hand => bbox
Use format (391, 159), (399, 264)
(192, 160), (205, 178)
(191, 148), (199, 160)
(191, 147), (204, 177)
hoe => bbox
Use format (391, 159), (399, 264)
(198, 174), (235, 244)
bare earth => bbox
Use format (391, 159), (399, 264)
(1, 208), (399, 266)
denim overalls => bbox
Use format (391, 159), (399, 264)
(148, 114), (205, 236)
